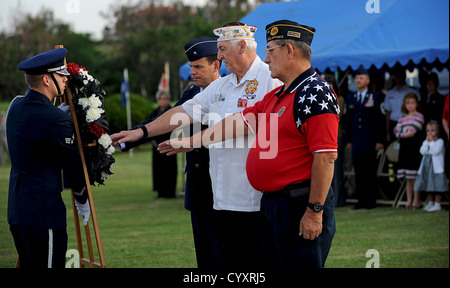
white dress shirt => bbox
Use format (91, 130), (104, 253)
(182, 56), (282, 211)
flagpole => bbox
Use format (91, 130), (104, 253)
(124, 68), (133, 158)
(165, 62), (170, 94)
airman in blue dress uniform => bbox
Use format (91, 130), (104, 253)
(7, 48), (89, 268)
(345, 66), (385, 209)
(119, 38), (221, 267)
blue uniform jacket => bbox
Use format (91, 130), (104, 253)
(7, 89), (86, 229)
(176, 86), (213, 214)
(123, 85), (213, 213)
(345, 90), (385, 151)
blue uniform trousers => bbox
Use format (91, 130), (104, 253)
(10, 225), (67, 268)
(190, 210), (220, 268)
(261, 187), (335, 268)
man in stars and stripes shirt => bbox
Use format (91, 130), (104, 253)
(158, 19), (338, 268)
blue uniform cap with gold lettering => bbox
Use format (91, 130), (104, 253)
(266, 20), (315, 46)
(184, 38), (218, 62)
(18, 48), (70, 76)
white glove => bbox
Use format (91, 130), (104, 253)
(58, 103), (70, 114)
(114, 142), (126, 150)
(75, 199), (91, 226)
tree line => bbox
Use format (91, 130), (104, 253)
(0, 0), (267, 102)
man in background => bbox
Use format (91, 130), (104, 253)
(346, 67), (384, 209)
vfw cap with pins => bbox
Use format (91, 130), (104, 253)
(266, 20), (316, 46)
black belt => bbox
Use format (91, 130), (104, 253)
(263, 180), (311, 199)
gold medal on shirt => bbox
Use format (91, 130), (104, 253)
(245, 80), (258, 95)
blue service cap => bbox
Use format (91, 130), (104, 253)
(18, 48), (70, 76)
(184, 38), (218, 62)
(355, 66), (369, 75)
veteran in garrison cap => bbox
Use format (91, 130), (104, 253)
(7, 48), (89, 268)
(236, 19), (338, 267)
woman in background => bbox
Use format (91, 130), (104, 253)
(150, 91), (177, 198)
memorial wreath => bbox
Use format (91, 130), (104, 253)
(66, 62), (115, 186)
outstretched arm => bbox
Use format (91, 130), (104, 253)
(110, 105), (192, 146)
(158, 112), (249, 155)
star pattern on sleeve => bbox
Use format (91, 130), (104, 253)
(294, 73), (339, 131)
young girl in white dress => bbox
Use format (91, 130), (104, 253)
(414, 121), (448, 212)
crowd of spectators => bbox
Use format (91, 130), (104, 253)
(329, 65), (449, 210)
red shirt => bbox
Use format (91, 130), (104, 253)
(242, 68), (339, 192)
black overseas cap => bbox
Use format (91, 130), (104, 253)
(18, 48), (70, 76)
(266, 20), (316, 46)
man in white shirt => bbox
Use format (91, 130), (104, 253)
(110, 22), (282, 268)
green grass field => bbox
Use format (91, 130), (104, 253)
(0, 148), (448, 268)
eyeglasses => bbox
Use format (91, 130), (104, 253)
(265, 44), (286, 57)
(426, 129), (436, 132)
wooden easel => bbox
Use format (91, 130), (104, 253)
(55, 44), (106, 268)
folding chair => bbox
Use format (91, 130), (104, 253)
(376, 140), (406, 207)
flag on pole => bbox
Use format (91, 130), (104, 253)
(121, 68), (133, 158)
(121, 68), (129, 108)
(158, 62), (170, 92)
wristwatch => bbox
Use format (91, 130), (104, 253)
(308, 202), (324, 212)
(139, 125), (148, 139)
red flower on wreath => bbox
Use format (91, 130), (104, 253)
(67, 62), (89, 77)
(87, 123), (106, 138)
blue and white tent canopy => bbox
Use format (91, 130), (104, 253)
(179, 0), (449, 79)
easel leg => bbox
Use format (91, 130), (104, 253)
(72, 193), (85, 267)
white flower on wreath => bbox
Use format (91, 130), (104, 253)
(106, 145), (115, 155)
(98, 133), (112, 149)
(78, 94), (102, 110)
(86, 107), (105, 123)
(79, 68), (94, 82)
(78, 97), (90, 109)
(88, 94), (102, 108)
